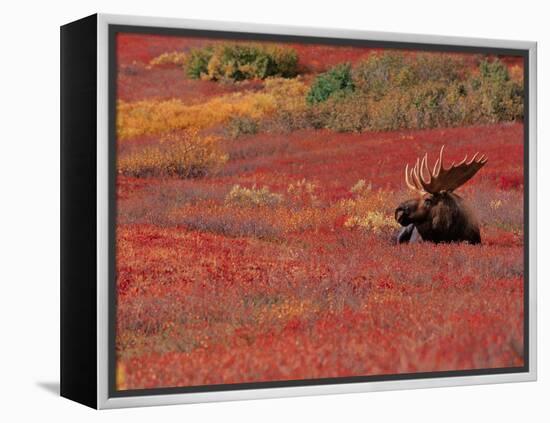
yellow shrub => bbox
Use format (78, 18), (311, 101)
(344, 212), (398, 234)
(264, 77), (308, 113)
(225, 185), (283, 208)
(340, 180), (398, 234)
(118, 129), (227, 178)
(117, 77), (309, 140)
(490, 199), (503, 210)
(285, 208), (326, 232)
(350, 179), (372, 196)
(508, 65), (524, 83)
(255, 298), (318, 324)
(116, 362), (127, 390)
(341, 180), (392, 214)
(260, 78), (311, 132)
(117, 92), (277, 140)
(149, 51), (187, 67)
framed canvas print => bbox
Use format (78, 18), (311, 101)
(60, 13), (537, 409)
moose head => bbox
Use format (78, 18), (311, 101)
(395, 146), (488, 244)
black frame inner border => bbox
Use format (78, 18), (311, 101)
(108, 23), (530, 399)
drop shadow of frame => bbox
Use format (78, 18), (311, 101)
(36, 381), (60, 396)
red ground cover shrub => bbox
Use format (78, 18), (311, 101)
(114, 34), (525, 390)
(115, 123), (525, 390)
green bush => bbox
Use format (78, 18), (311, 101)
(185, 44), (298, 81)
(409, 53), (466, 85)
(312, 93), (370, 132)
(306, 63), (355, 104)
(268, 47), (301, 79)
(408, 82), (449, 128)
(352, 52), (466, 99)
(366, 89), (410, 131)
(352, 52), (406, 99)
(185, 47), (214, 79)
(474, 59), (524, 122)
(479, 58), (510, 82)
(304, 55), (523, 132)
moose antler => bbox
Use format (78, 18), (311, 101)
(405, 145), (488, 194)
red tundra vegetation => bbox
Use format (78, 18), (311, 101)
(114, 33), (525, 390)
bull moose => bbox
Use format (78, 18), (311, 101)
(395, 146), (488, 244)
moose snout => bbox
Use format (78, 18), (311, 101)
(395, 205), (410, 226)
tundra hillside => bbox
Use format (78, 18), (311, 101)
(114, 33), (524, 390)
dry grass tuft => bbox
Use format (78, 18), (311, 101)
(118, 129), (228, 178)
(225, 185), (283, 208)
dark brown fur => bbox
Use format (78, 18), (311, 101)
(395, 192), (481, 244)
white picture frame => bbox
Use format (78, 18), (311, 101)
(60, 13), (537, 409)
